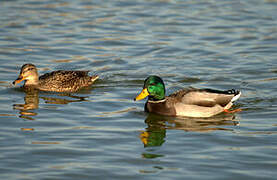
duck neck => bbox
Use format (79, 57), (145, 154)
(24, 75), (39, 86)
(148, 96), (166, 103)
(148, 98), (166, 103)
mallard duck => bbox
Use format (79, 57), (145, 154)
(13, 63), (99, 92)
(134, 75), (241, 117)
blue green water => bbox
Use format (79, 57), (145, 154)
(0, 0), (277, 179)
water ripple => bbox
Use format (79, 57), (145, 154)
(0, 0), (277, 179)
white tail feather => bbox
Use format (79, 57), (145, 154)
(231, 91), (241, 102)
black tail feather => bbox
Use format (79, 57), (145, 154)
(203, 88), (240, 95)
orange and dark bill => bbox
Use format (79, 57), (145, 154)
(12, 75), (25, 85)
(134, 88), (149, 101)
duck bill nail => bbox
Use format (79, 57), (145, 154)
(13, 76), (25, 85)
(134, 88), (149, 101)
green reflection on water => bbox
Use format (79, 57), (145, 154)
(140, 113), (239, 148)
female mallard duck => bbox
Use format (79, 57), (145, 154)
(13, 64), (99, 92)
(134, 75), (241, 118)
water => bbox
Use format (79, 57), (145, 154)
(1, 0), (277, 179)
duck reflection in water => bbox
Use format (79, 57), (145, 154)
(13, 89), (39, 120)
(13, 88), (89, 120)
(140, 113), (239, 148)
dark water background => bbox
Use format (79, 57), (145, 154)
(0, 0), (277, 179)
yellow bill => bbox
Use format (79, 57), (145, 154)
(134, 88), (149, 101)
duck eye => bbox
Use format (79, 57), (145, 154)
(23, 67), (34, 73)
(26, 68), (34, 71)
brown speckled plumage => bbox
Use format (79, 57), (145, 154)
(13, 64), (98, 92)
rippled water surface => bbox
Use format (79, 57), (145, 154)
(1, 0), (277, 179)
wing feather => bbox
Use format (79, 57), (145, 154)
(169, 88), (239, 107)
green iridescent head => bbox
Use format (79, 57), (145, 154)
(134, 75), (166, 101)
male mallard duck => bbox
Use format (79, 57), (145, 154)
(13, 64), (99, 92)
(134, 75), (241, 117)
